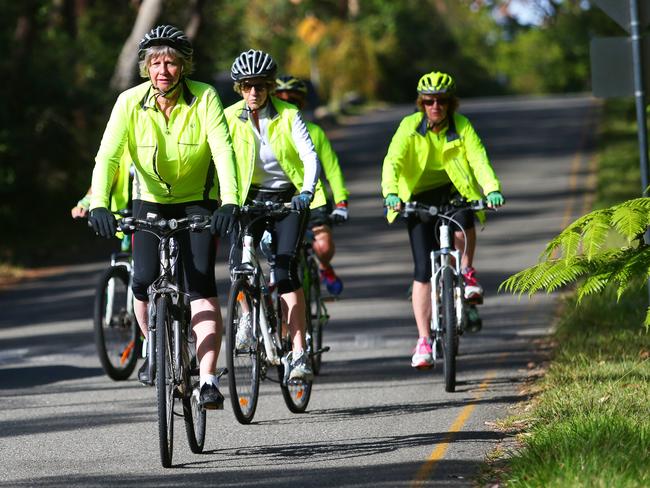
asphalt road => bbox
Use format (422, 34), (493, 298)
(0, 94), (600, 487)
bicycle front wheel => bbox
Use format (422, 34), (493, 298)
(441, 267), (457, 392)
(182, 336), (206, 453)
(279, 306), (313, 413)
(226, 278), (260, 424)
(93, 265), (138, 381)
(155, 296), (175, 467)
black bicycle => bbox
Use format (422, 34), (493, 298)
(118, 214), (217, 468)
(226, 200), (315, 424)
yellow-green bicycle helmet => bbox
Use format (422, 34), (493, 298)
(275, 75), (308, 94)
(417, 71), (456, 95)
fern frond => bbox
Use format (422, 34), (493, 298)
(610, 205), (649, 243)
(581, 211), (612, 260)
(645, 307), (650, 329)
(576, 272), (611, 302)
(538, 258), (591, 294)
(500, 261), (552, 295)
(540, 211), (603, 260)
(611, 246), (650, 300)
(618, 197), (650, 210)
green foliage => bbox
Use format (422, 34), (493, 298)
(500, 287), (650, 487)
(501, 198), (650, 326)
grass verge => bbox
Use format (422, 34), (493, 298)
(481, 99), (650, 486)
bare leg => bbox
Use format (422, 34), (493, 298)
(280, 289), (307, 353)
(412, 280), (432, 338)
(191, 297), (222, 376)
(312, 225), (335, 267)
(134, 297), (148, 339)
(455, 227), (476, 270)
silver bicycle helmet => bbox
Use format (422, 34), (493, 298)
(231, 49), (277, 81)
(138, 25), (193, 59)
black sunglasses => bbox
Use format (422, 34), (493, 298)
(241, 83), (268, 93)
(422, 98), (449, 106)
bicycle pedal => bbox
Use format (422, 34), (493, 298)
(312, 346), (330, 356)
(466, 296), (483, 305)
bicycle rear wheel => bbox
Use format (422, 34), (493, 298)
(441, 267), (457, 392)
(306, 260), (324, 375)
(155, 296), (175, 467)
(93, 265), (138, 381)
(226, 278), (261, 424)
(182, 330), (205, 453)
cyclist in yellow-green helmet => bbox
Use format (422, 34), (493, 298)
(381, 70), (505, 369)
(275, 75), (349, 296)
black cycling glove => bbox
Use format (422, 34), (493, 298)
(89, 207), (117, 239)
(211, 204), (240, 236)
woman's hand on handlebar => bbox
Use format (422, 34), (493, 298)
(385, 194), (402, 212)
(486, 191), (505, 209)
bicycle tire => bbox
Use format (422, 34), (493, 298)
(93, 265), (138, 381)
(306, 259), (324, 375)
(182, 327), (206, 453)
(278, 295), (313, 413)
(226, 278), (261, 424)
(441, 267), (456, 392)
(156, 296), (175, 468)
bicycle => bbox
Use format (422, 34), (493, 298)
(117, 213), (217, 468)
(225, 200), (315, 424)
(401, 198), (487, 393)
(93, 245), (140, 381)
(299, 227), (332, 376)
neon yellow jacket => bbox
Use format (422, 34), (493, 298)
(307, 122), (349, 204)
(224, 97), (326, 207)
(381, 111), (501, 223)
(90, 79), (238, 209)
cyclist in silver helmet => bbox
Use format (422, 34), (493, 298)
(88, 24), (239, 409)
(224, 50), (325, 381)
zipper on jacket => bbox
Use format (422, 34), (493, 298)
(151, 146), (172, 195)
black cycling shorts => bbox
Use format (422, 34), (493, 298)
(131, 199), (218, 302)
(407, 184), (475, 283)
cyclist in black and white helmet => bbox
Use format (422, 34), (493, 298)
(224, 50), (325, 381)
(88, 24), (239, 409)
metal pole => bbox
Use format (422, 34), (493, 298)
(629, 0), (650, 303)
(630, 0), (650, 196)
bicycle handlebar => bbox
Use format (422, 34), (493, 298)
(117, 214), (211, 235)
(400, 199), (488, 218)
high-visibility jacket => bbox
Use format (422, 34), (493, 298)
(381, 111), (501, 223)
(307, 122), (349, 204)
(90, 79), (238, 209)
(224, 96), (326, 207)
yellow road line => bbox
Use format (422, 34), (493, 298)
(411, 363), (503, 487)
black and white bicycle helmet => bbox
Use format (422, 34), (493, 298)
(231, 49), (277, 81)
(138, 25), (193, 59)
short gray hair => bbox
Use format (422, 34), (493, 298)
(139, 45), (193, 78)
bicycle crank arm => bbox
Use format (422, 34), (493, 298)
(311, 346), (330, 357)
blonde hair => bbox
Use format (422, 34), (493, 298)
(139, 45), (193, 78)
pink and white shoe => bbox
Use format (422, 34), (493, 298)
(411, 337), (434, 369)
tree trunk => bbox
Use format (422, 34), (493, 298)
(184, 0), (207, 41)
(110, 0), (163, 92)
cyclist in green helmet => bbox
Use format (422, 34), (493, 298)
(381, 70), (505, 369)
(87, 25), (239, 409)
(275, 74), (349, 296)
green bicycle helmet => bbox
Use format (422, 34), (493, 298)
(138, 25), (193, 59)
(275, 75), (308, 94)
(417, 71), (456, 95)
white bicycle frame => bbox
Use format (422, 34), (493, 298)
(104, 253), (134, 329)
(240, 234), (283, 366)
(430, 218), (465, 355)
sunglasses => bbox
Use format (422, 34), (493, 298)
(422, 98), (449, 106)
(241, 83), (268, 93)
